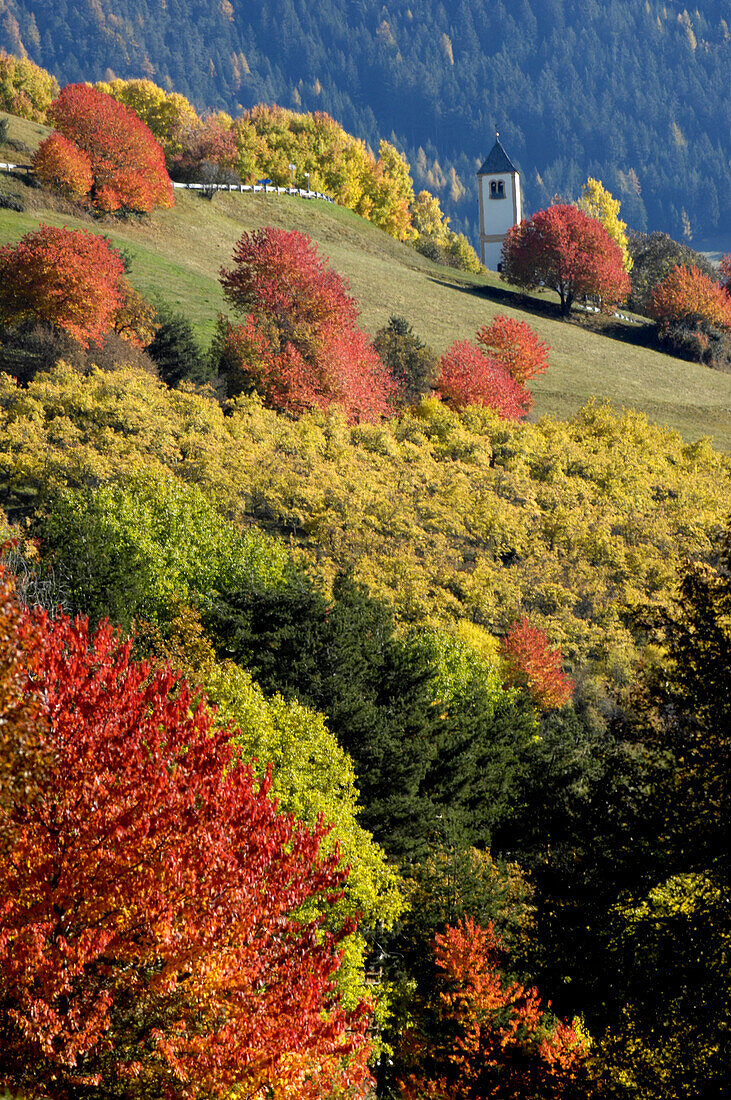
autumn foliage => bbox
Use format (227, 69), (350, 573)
(0, 225), (126, 347)
(649, 264), (731, 333)
(0, 575), (371, 1099)
(169, 113), (240, 181)
(501, 204), (631, 317)
(476, 314), (550, 384)
(500, 616), (574, 711)
(35, 83), (173, 213)
(0, 50), (59, 122)
(397, 917), (588, 1100)
(436, 340), (532, 419)
(0, 564), (48, 813)
(31, 131), (94, 199)
(219, 227), (393, 421)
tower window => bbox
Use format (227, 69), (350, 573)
(490, 180), (506, 199)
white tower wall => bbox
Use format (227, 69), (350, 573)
(477, 138), (523, 271)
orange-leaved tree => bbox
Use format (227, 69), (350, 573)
(0, 570), (372, 1099)
(397, 917), (589, 1100)
(500, 616), (574, 711)
(435, 340), (532, 419)
(501, 204), (630, 317)
(35, 83), (173, 213)
(31, 131), (93, 199)
(649, 263), (731, 334)
(476, 314), (550, 385)
(0, 225), (128, 347)
(219, 227), (393, 421)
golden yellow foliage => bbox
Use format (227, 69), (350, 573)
(577, 177), (633, 273)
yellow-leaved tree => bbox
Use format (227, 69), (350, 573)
(577, 177), (633, 273)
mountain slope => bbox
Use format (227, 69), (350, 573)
(1, 135), (729, 448)
(1, 0), (729, 248)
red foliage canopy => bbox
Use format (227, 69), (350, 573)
(436, 340), (531, 419)
(501, 204), (630, 317)
(0, 565), (48, 815)
(649, 263), (731, 333)
(38, 84), (173, 212)
(500, 616), (574, 711)
(0, 225), (126, 347)
(398, 917), (588, 1100)
(0, 582), (371, 1099)
(219, 227), (393, 421)
(32, 131), (93, 199)
(475, 314), (550, 385)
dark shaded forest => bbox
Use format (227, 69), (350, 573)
(1, 0), (729, 246)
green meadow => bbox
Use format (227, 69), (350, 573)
(1, 107), (730, 447)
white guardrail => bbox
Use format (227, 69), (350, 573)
(172, 180), (334, 202)
(0, 161), (333, 202)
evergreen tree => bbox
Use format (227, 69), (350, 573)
(372, 315), (438, 406)
(206, 570), (439, 860)
(146, 305), (209, 386)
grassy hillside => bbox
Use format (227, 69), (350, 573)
(1, 106), (730, 448)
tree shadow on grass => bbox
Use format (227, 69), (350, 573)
(426, 273), (660, 352)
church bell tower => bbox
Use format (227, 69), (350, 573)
(477, 133), (523, 270)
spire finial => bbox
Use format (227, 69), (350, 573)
(495, 128), (500, 141)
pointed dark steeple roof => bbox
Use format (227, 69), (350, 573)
(478, 134), (518, 175)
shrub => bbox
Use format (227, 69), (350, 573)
(649, 264), (731, 335)
(720, 254), (731, 296)
(33, 131), (93, 199)
(436, 340), (531, 419)
(628, 231), (717, 315)
(476, 314), (550, 385)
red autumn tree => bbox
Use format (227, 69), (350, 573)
(501, 204), (630, 317)
(219, 227), (393, 421)
(32, 131), (93, 199)
(500, 616), (574, 711)
(36, 83), (173, 213)
(398, 917), (588, 1100)
(649, 263), (731, 333)
(0, 225), (126, 347)
(435, 340), (531, 419)
(0, 582), (371, 1100)
(475, 314), (550, 385)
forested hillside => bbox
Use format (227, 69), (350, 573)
(1, 0), (729, 246)
(2, 63), (731, 1092)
